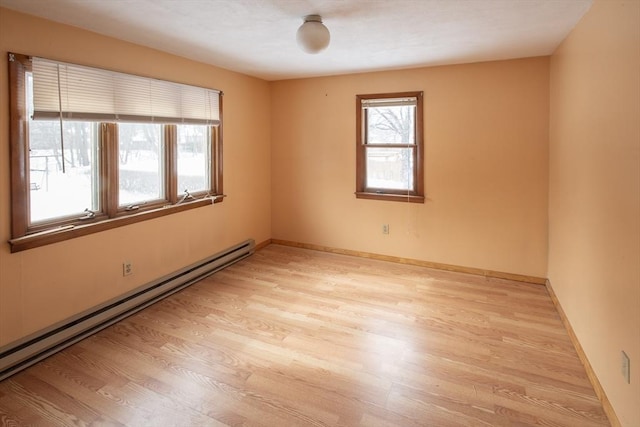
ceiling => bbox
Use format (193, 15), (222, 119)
(0, 0), (593, 81)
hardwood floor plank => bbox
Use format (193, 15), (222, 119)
(0, 244), (609, 426)
(80, 334), (252, 425)
(3, 376), (98, 426)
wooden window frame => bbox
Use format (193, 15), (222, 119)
(355, 91), (424, 203)
(8, 53), (224, 253)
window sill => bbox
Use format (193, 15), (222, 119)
(8, 197), (221, 253)
(355, 192), (425, 203)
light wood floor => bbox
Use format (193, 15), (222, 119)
(0, 244), (609, 426)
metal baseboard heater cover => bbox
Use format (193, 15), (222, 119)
(0, 239), (255, 382)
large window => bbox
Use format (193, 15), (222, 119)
(8, 53), (223, 252)
(355, 91), (424, 203)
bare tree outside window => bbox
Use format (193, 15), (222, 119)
(366, 105), (415, 190)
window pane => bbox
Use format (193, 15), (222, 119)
(177, 125), (209, 194)
(366, 105), (415, 145)
(366, 147), (414, 190)
(118, 123), (164, 205)
(28, 120), (99, 223)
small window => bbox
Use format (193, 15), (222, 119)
(356, 91), (424, 203)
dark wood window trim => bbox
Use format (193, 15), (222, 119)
(8, 199), (215, 253)
(9, 53), (30, 238)
(8, 53), (224, 253)
(355, 91), (424, 203)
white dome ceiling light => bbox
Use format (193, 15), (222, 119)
(296, 15), (330, 54)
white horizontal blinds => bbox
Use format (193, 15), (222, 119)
(181, 84), (219, 123)
(31, 57), (220, 124)
(361, 97), (417, 108)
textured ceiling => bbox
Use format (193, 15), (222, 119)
(0, 0), (593, 81)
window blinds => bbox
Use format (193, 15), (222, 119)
(361, 97), (417, 108)
(31, 57), (221, 125)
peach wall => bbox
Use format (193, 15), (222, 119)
(549, 1), (640, 425)
(0, 8), (271, 346)
(271, 58), (549, 278)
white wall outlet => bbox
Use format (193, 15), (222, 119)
(123, 261), (133, 276)
(621, 350), (630, 384)
(382, 224), (390, 234)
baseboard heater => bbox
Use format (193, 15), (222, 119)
(0, 238), (255, 382)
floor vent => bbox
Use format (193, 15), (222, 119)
(0, 239), (255, 381)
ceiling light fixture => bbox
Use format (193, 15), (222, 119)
(296, 15), (330, 54)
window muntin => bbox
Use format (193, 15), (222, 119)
(356, 91), (424, 203)
(8, 52), (223, 252)
(365, 104), (415, 145)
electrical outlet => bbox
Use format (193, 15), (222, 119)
(123, 261), (133, 276)
(621, 351), (630, 384)
(382, 224), (389, 234)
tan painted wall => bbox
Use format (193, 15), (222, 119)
(0, 8), (272, 347)
(548, 1), (640, 425)
(271, 58), (549, 278)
